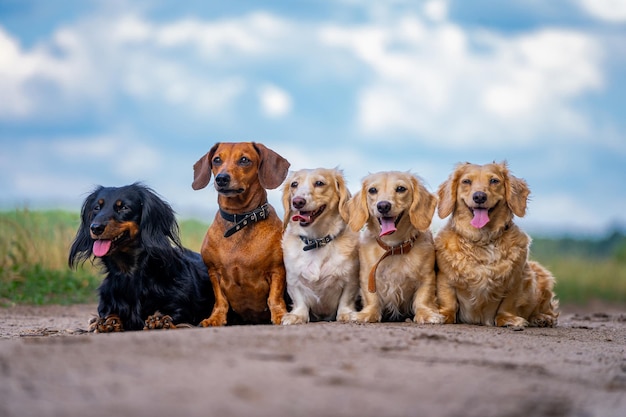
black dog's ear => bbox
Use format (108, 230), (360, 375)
(136, 185), (182, 257)
(68, 186), (103, 268)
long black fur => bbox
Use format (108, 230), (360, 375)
(68, 183), (214, 331)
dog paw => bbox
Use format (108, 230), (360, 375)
(336, 311), (354, 323)
(496, 314), (528, 328)
(351, 311), (381, 323)
(144, 312), (177, 330)
(89, 314), (124, 333)
(199, 315), (227, 327)
(529, 313), (558, 328)
(281, 313), (306, 325)
(414, 311), (445, 325)
(439, 309), (457, 324)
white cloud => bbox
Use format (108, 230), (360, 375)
(576, 0), (626, 22)
(319, 16), (604, 147)
(258, 84), (293, 118)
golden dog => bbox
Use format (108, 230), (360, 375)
(281, 168), (360, 324)
(435, 162), (559, 327)
(192, 142), (290, 326)
(347, 171), (443, 324)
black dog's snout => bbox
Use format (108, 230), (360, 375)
(215, 173), (231, 187)
(473, 191), (487, 205)
(377, 201), (392, 215)
(292, 197), (306, 210)
(90, 222), (106, 236)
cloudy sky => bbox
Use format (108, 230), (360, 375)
(1, 0), (625, 236)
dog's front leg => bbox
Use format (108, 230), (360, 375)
(436, 269), (458, 324)
(412, 270), (444, 324)
(352, 288), (382, 323)
(268, 267), (288, 325)
(281, 289), (309, 325)
(200, 272), (229, 327)
(336, 280), (359, 323)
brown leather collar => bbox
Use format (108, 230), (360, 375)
(368, 234), (419, 293)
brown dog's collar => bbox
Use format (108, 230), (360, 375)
(368, 234), (419, 293)
(220, 203), (270, 237)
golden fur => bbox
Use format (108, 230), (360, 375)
(281, 168), (360, 324)
(192, 142), (290, 326)
(434, 162), (559, 327)
(347, 171), (443, 324)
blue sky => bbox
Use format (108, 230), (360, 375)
(1, 0), (625, 236)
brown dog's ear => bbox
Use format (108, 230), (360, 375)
(192, 143), (220, 190)
(437, 163), (468, 218)
(281, 173), (294, 228)
(335, 171), (352, 223)
(346, 186), (369, 232)
(437, 177), (455, 219)
(253, 142), (291, 189)
(409, 176), (437, 230)
(502, 164), (530, 218)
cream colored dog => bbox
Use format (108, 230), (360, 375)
(435, 162), (559, 327)
(281, 168), (360, 324)
(347, 171), (443, 324)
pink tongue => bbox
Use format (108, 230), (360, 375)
(292, 214), (311, 223)
(379, 217), (397, 236)
(93, 240), (112, 257)
(471, 208), (490, 228)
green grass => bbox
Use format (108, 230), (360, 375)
(1, 209), (625, 308)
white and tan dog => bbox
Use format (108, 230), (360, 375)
(347, 171), (443, 324)
(281, 168), (360, 324)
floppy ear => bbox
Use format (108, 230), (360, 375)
(346, 185), (369, 232)
(68, 187), (102, 268)
(192, 143), (219, 190)
(409, 176), (437, 231)
(281, 173), (294, 228)
(502, 164), (530, 218)
(437, 177), (455, 219)
(138, 185), (182, 256)
(437, 165), (465, 219)
(335, 171), (352, 223)
(253, 142), (291, 189)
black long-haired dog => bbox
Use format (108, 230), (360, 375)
(69, 183), (214, 332)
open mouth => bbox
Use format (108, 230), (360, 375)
(92, 230), (129, 257)
(291, 205), (327, 227)
(467, 202), (498, 229)
(377, 212), (403, 237)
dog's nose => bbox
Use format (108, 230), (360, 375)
(292, 197), (306, 210)
(90, 223), (106, 236)
(377, 201), (392, 214)
(473, 191), (487, 205)
(215, 173), (231, 187)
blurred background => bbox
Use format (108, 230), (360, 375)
(1, 0), (625, 307)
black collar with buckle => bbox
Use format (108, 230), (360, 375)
(220, 203), (270, 237)
(299, 234), (334, 251)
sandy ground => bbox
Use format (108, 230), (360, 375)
(0, 304), (625, 417)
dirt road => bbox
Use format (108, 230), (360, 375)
(1, 304), (625, 417)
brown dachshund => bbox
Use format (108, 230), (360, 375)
(192, 142), (290, 326)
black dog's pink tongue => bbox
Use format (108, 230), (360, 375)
(93, 240), (112, 257)
(292, 214), (311, 223)
(471, 208), (490, 228)
(379, 217), (397, 236)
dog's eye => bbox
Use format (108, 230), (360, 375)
(461, 179), (472, 185)
(94, 205), (101, 212)
(396, 186), (407, 193)
(490, 178), (500, 185)
(290, 181), (298, 188)
(238, 156), (252, 166)
(212, 156), (222, 166)
(314, 181), (325, 187)
(368, 187), (377, 194)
